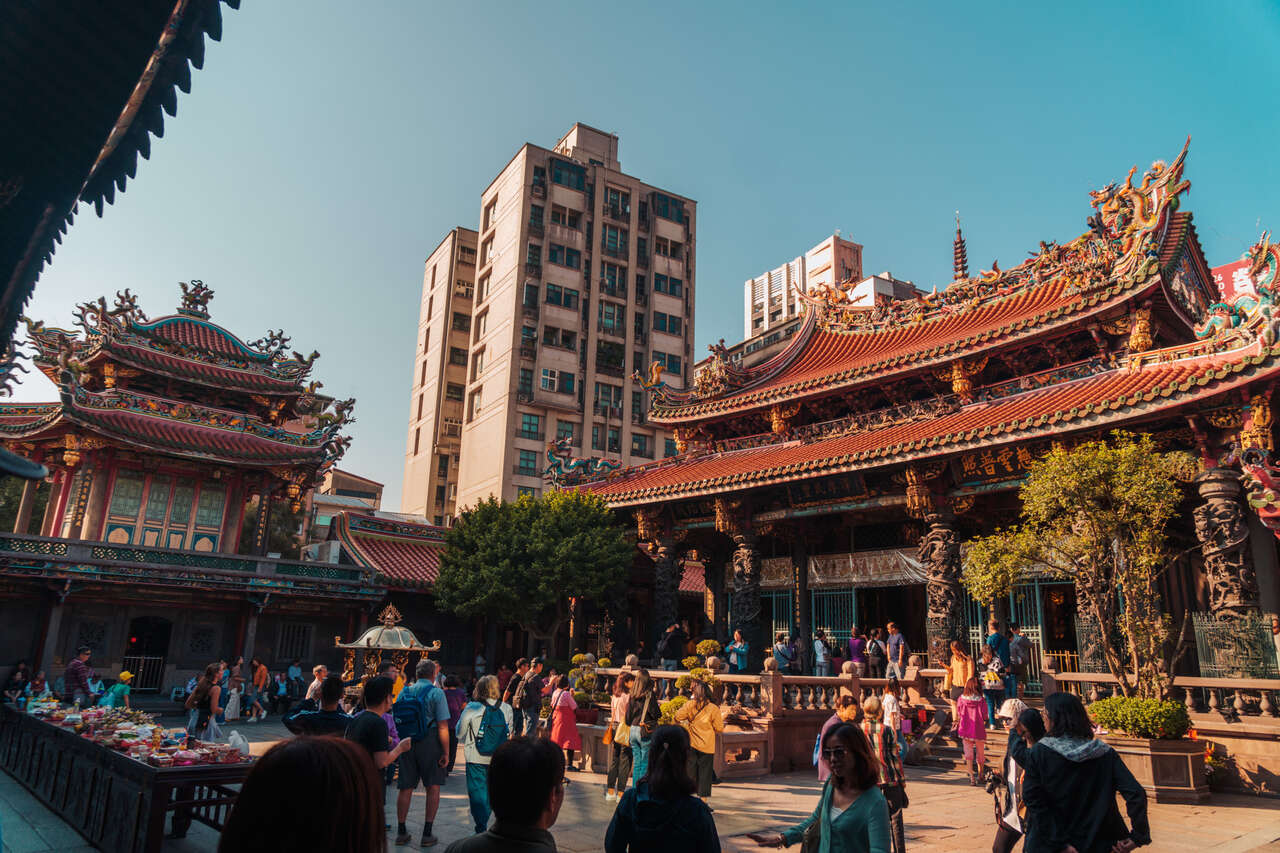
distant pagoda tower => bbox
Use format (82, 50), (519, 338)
(0, 282), (354, 553)
(953, 212), (969, 281)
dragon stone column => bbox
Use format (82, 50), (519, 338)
(920, 512), (965, 667)
(731, 532), (765, 671)
(651, 534), (679, 654)
(1194, 468), (1261, 620)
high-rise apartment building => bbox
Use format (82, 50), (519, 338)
(403, 124), (696, 515)
(402, 227), (478, 523)
(744, 233), (863, 338)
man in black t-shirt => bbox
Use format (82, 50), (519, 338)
(519, 658), (545, 737)
(345, 675), (412, 770)
(284, 675), (352, 736)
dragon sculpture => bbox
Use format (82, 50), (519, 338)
(1195, 232), (1280, 340)
(543, 435), (622, 488)
(178, 280), (215, 316)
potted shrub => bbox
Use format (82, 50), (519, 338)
(1088, 696), (1208, 803)
(572, 690), (598, 724)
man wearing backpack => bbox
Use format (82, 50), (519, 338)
(392, 659), (452, 847)
(1007, 621), (1032, 698)
(503, 658), (530, 736)
(519, 658), (546, 737)
(456, 674), (514, 834)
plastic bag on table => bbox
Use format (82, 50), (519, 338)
(228, 730), (250, 756)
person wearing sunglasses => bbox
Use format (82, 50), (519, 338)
(750, 723), (890, 852)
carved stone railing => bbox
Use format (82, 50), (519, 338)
(0, 532), (380, 600)
(1044, 667), (1280, 719)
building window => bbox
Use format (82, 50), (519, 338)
(437, 454), (449, 477)
(550, 205), (581, 228)
(654, 351), (682, 375)
(607, 426), (620, 453)
(631, 433), (651, 458)
(598, 302), (626, 335)
(632, 389), (643, 418)
(529, 204), (544, 227)
(417, 395), (424, 420)
(472, 348), (485, 380)
(550, 159), (586, 191)
(458, 244), (477, 263)
(518, 368), (534, 397)
(602, 224), (628, 255)
(545, 283), (580, 310)
(445, 382), (464, 401)
(473, 310), (488, 342)
(452, 312), (471, 333)
(652, 192), (686, 223)
(664, 437), (678, 457)
(517, 449), (540, 476)
(556, 421), (578, 444)
(481, 237), (494, 264)
(605, 186), (630, 214)
(518, 413), (543, 440)
(477, 274), (490, 302)
(654, 274), (684, 297)
(637, 237), (647, 258)
(542, 326), (577, 350)
(516, 485), (538, 498)
(422, 327), (430, 352)
(526, 243), (541, 265)
(449, 346), (467, 366)
(467, 388), (483, 422)
(413, 427), (421, 455)
(444, 417), (462, 436)
(427, 295), (434, 317)
(277, 623), (314, 662)
(548, 244), (581, 270)
(420, 361), (429, 384)
(602, 263), (626, 296)
(653, 312), (683, 336)
(483, 199), (497, 231)
(591, 424), (602, 451)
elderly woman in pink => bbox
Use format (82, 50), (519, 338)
(547, 674), (582, 780)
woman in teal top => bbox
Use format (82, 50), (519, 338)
(98, 671), (134, 709)
(750, 723), (890, 853)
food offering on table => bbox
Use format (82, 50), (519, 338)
(28, 703), (251, 767)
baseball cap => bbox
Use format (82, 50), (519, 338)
(118, 671), (135, 683)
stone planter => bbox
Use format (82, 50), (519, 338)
(1103, 734), (1209, 803)
(574, 706), (599, 725)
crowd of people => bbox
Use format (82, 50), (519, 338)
(6, 620), (1152, 853)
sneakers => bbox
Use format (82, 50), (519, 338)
(394, 831), (411, 845)
(420, 834), (438, 847)
(606, 791), (619, 802)
(604, 788), (615, 799)
(247, 717), (258, 724)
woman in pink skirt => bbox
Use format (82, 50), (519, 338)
(955, 676), (989, 786)
(547, 674), (582, 781)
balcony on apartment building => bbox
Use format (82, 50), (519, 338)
(454, 282), (474, 299)
(515, 426), (545, 441)
(525, 262), (542, 278)
(602, 244), (628, 261)
(592, 402), (623, 420)
(596, 362), (625, 379)
(604, 204), (630, 224)
(532, 179), (546, 198)
(522, 302), (540, 320)
(519, 341), (537, 359)
(528, 219), (545, 239)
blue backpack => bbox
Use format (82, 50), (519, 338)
(475, 701), (509, 756)
(392, 682), (436, 741)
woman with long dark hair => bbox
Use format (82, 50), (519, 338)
(750, 723), (889, 852)
(185, 662), (224, 740)
(219, 736), (385, 852)
(627, 669), (661, 786)
(992, 702), (1045, 853)
(605, 672), (634, 801)
(605, 725), (719, 852)
(1022, 692), (1149, 853)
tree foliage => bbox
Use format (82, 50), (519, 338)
(961, 433), (1194, 698)
(435, 491), (632, 648)
(237, 497), (305, 558)
(0, 478), (49, 534)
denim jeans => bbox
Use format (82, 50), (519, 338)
(465, 763), (490, 832)
(523, 709), (540, 737)
(630, 727), (651, 785)
(814, 662), (830, 676)
(886, 661), (906, 680)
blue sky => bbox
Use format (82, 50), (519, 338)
(18, 0), (1280, 507)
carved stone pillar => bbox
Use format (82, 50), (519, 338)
(651, 535), (678, 653)
(1194, 468), (1260, 620)
(731, 532), (764, 671)
(919, 511), (964, 666)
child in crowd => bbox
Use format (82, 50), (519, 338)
(956, 676), (988, 786)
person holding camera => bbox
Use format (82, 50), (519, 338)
(990, 699), (1044, 853)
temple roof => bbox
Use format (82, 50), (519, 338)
(0, 384), (339, 468)
(0, 0), (240, 350)
(331, 512), (447, 590)
(589, 327), (1280, 506)
(649, 143), (1203, 425)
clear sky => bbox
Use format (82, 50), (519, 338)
(16, 0), (1280, 508)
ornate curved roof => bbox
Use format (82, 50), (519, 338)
(589, 289), (1280, 507)
(650, 142), (1202, 425)
(331, 512), (447, 590)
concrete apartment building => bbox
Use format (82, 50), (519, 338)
(404, 123), (695, 515)
(402, 227), (478, 523)
(743, 233), (864, 338)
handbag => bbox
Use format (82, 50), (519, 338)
(602, 724), (615, 746)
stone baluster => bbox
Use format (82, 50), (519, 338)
(1260, 690), (1276, 717)
(1208, 688), (1221, 715)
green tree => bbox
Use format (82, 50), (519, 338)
(961, 433), (1194, 698)
(435, 491), (632, 653)
(238, 497), (305, 558)
(0, 477), (49, 534)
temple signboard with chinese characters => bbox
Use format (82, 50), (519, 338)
(584, 141), (1280, 681)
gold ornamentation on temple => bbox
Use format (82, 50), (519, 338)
(1128, 306), (1153, 353)
(769, 403), (800, 435)
(935, 356), (988, 404)
(1241, 390), (1274, 453)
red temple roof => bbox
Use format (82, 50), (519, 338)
(590, 332), (1279, 506)
(331, 512), (447, 590)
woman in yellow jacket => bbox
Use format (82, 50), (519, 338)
(673, 678), (724, 806)
(945, 640), (975, 719)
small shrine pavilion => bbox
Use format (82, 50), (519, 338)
(587, 142), (1280, 683)
(0, 283), (369, 691)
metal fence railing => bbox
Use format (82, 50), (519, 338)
(121, 655), (165, 692)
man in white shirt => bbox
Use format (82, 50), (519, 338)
(813, 630), (830, 676)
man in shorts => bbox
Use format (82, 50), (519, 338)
(395, 658), (452, 847)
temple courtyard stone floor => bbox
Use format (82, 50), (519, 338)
(2, 717), (1278, 852)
